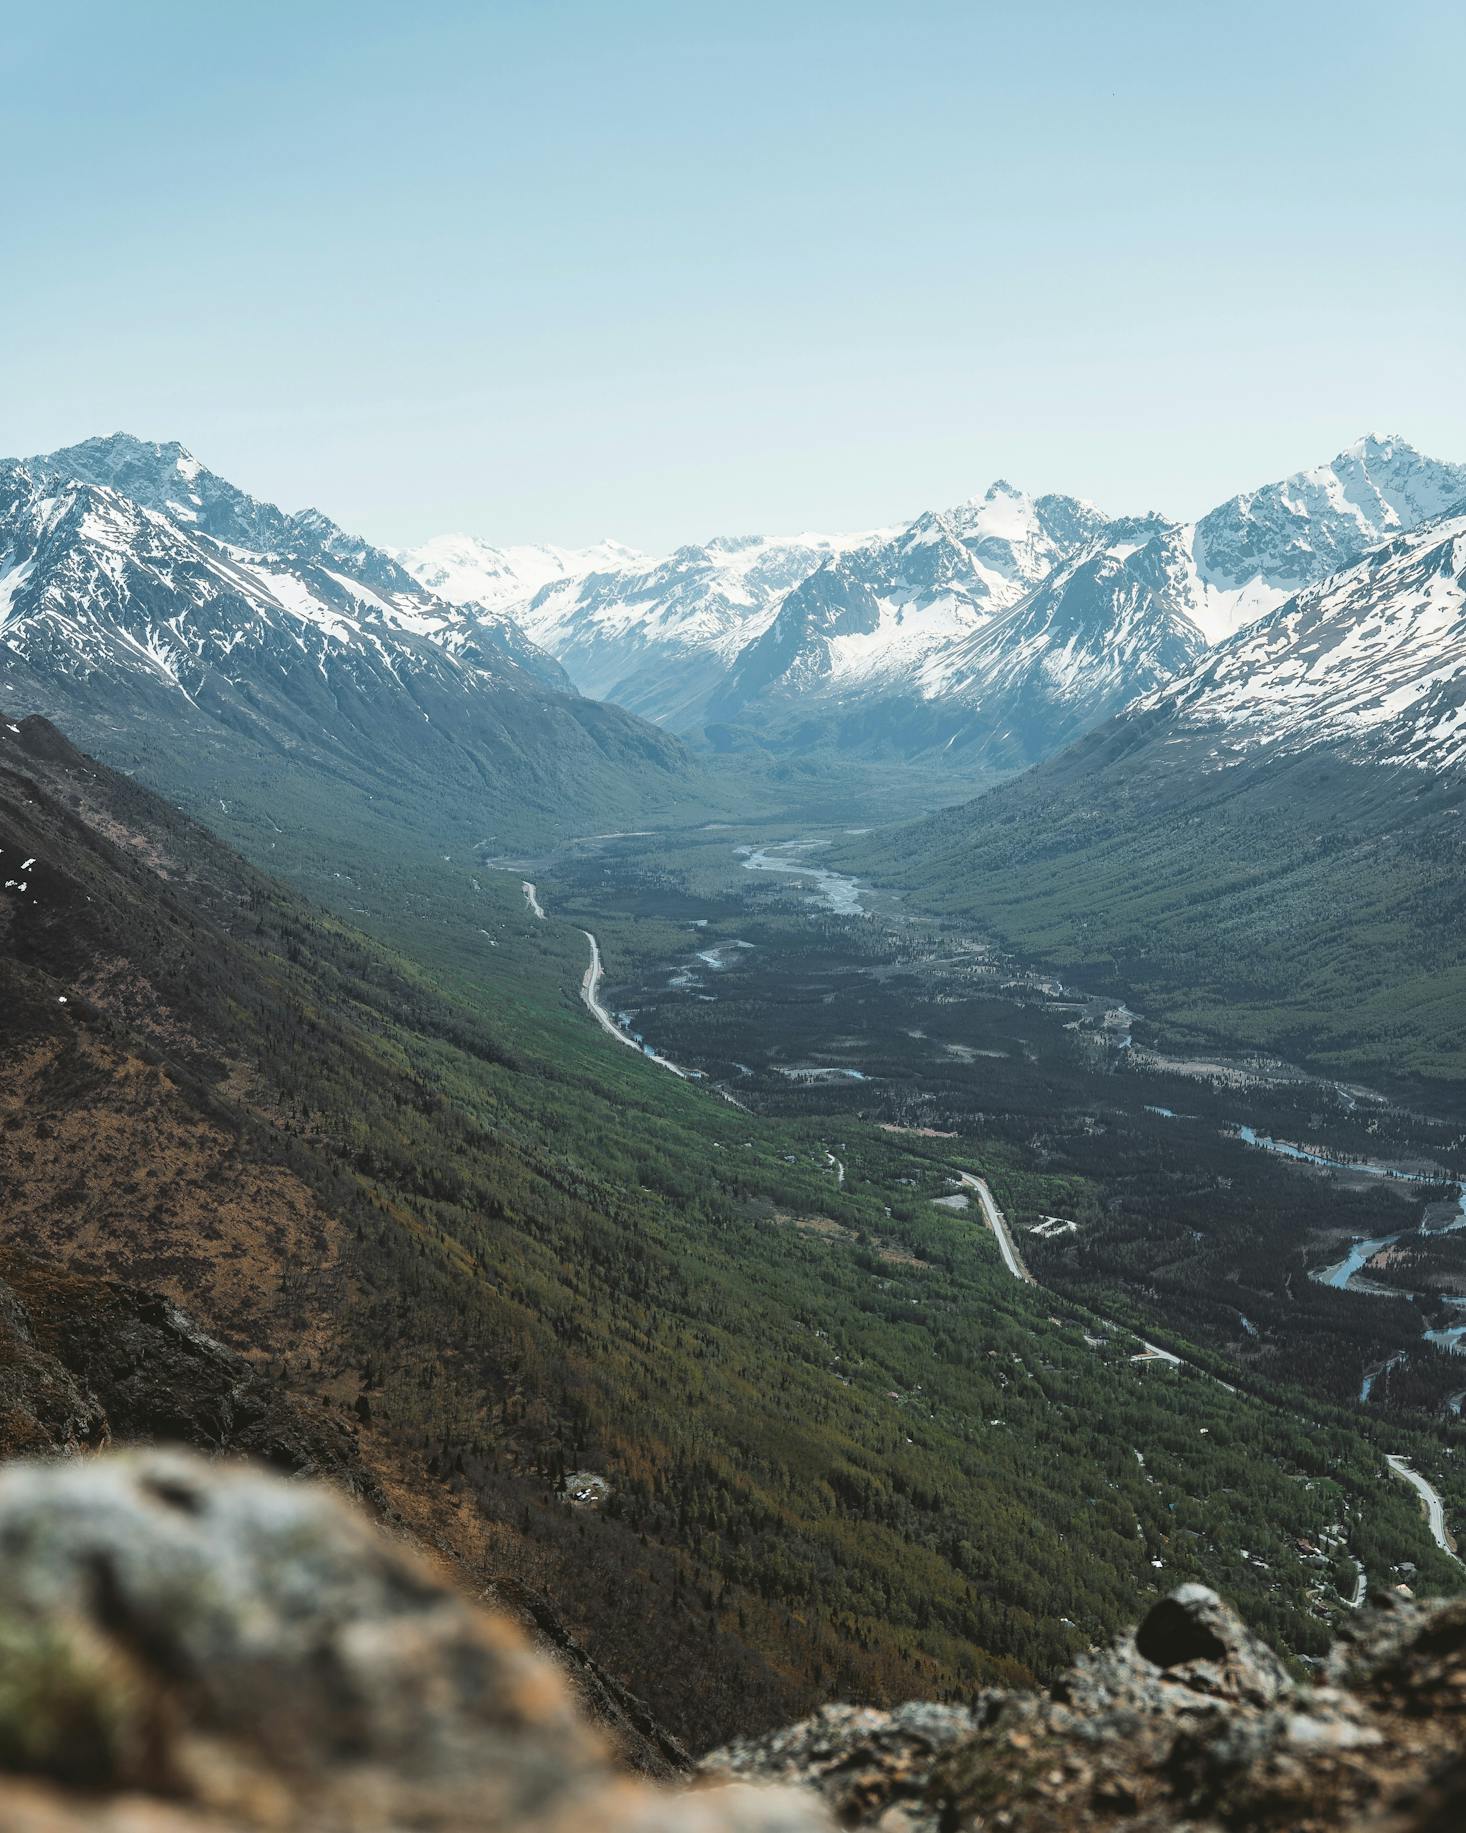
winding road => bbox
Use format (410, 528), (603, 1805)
(944, 1167), (1224, 1379)
(1386, 1455), (1461, 1561)
(950, 1169), (1035, 1283)
(500, 880), (746, 1104)
(513, 873), (690, 1078)
(949, 1148), (1454, 1574)
(514, 875), (689, 1077)
(580, 931), (689, 1078)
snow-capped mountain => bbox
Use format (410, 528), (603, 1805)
(0, 436), (696, 836)
(400, 531), (644, 613)
(1127, 434), (1466, 645)
(1129, 505), (1466, 773)
(906, 544), (1210, 765)
(853, 497), (1466, 1087)
(912, 482), (1128, 612)
(400, 437), (1466, 773)
(711, 441), (1466, 766)
(30, 435), (571, 690)
(499, 530), (886, 728)
(720, 487), (1168, 714)
(472, 482), (1166, 740)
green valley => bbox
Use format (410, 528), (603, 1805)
(7, 716), (1463, 1761)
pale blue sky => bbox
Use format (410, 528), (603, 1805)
(2, 1), (1461, 549)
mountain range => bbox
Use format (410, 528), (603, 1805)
(478, 530), (887, 731)
(4, 426), (1464, 1086)
(0, 435), (703, 851)
(6, 431), (1461, 810)
(850, 491), (1466, 1083)
(403, 435), (1466, 772)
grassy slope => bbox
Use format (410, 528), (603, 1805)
(846, 730), (1466, 1091)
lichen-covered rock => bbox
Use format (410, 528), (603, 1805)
(702, 1701), (982, 1829)
(0, 1450), (828, 1832)
(1328, 1592), (1466, 1715)
(6, 1452), (1466, 1832)
(1057, 1581), (1292, 1716)
(709, 1584), (1466, 1832)
(923, 1587), (1391, 1832)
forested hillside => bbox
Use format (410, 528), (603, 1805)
(850, 742), (1465, 1090)
(4, 714), (1463, 1747)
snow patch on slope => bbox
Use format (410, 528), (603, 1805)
(1135, 510), (1466, 772)
(400, 533), (644, 611)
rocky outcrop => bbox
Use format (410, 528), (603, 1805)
(704, 1702), (980, 1828)
(0, 1257), (690, 1780)
(706, 1582), (1466, 1831)
(4, 1450), (1466, 1830)
(0, 1255), (364, 1482)
(0, 1449), (824, 1831)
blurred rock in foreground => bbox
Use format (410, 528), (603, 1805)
(0, 1449), (823, 1831)
(4, 1450), (1466, 1831)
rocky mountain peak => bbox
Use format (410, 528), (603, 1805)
(1134, 503), (1466, 773)
(30, 430), (307, 557)
(40, 430), (200, 480)
(0, 435), (700, 825)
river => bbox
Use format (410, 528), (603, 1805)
(737, 841), (866, 915)
(1236, 1129), (1466, 1393)
(1237, 1126), (1431, 1186)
